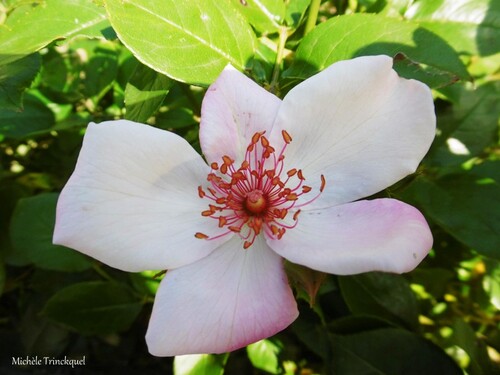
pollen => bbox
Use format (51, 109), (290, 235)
(196, 130), (325, 249)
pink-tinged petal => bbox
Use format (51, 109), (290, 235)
(199, 65), (282, 164)
(267, 198), (432, 275)
(54, 120), (227, 272)
(271, 55), (436, 207)
(146, 236), (298, 356)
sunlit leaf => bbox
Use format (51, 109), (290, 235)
(104, 0), (257, 86)
(283, 13), (469, 86)
(125, 63), (172, 123)
(247, 339), (282, 374)
(173, 353), (228, 375)
(405, 0), (500, 57)
(235, 0), (285, 33)
(0, 0), (110, 66)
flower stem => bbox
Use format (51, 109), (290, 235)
(269, 26), (289, 94)
(304, 0), (321, 35)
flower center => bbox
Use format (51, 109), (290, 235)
(245, 190), (267, 215)
(195, 130), (325, 249)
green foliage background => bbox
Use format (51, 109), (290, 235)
(0, 0), (499, 374)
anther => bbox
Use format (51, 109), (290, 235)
(320, 174), (326, 192)
(198, 186), (206, 198)
(195, 232), (209, 239)
(282, 130), (292, 144)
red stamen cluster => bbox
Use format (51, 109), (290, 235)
(196, 130), (325, 249)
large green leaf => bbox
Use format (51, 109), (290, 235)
(42, 281), (142, 335)
(0, 0), (110, 66)
(104, 0), (257, 86)
(0, 53), (40, 110)
(402, 165), (500, 260)
(405, 0), (500, 57)
(338, 272), (419, 330)
(330, 328), (462, 374)
(125, 62), (172, 123)
(9, 193), (92, 272)
(283, 13), (469, 86)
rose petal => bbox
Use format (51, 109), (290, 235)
(271, 55), (435, 207)
(146, 236), (298, 356)
(199, 65), (282, 164)
(267, 198), (432, 275)
(54, 120), (227, 272)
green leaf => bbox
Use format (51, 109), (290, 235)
(283, 14), (469, 86)
(247, 339), (282, 374)
(104, 0), (257, 86)
(235, 0), (285, 33)
(42, 281), (142, 335)
(405, 0), (500, 57)
(402, 167), (500, 259)
(429, 81), (500, 166)
(125, 63), (172, 123)
(0, 53), (41, 110)
(82, 42), (119, 100)
(0, 93), (55, 139)
(156, 107), (197, 130)
(0, 0), (110, 66)
(9, 193), (92, 272)
(484, 259), (500, 310)
(173, 353), (228, 375)
(330, 328), (462, 374)
(450, 319), (494, 375)
(285, 0), (310, 28)
(338, 272), (419, 330)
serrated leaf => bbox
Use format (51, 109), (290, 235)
(42, 281), (142, 335)
(0, 0), (110, 66)
(9, 193), (91, 272)
(0, 53), (41, 110)
(174, 353), (228, 375)
(338, 272), (419, 330)
(125, 63), (172, 123)
(105, 0), (257, 86)
(405, 0), (500, 57)
(283, 13), (469, 85)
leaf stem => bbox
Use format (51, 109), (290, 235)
(269, 26), (289, 94)
(304, 0), (321, 35)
